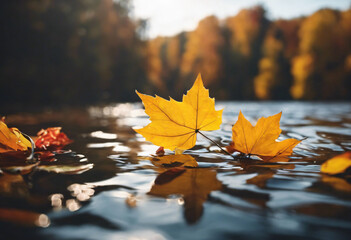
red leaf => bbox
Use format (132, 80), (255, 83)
(225, 141), (236, 154)
(35, 127), (72, 150)
(156, 146), (165, 156)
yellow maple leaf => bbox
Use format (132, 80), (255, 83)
(231, 111), (301, 158)
(321, 152), (351, 175)
(135, 74), (223, 150)
(0, 121), (32, 153)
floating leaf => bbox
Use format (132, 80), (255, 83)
(135, 74), (223, 151)
(35, 127), (72, 150)
(0, 121), (31, 153)
(37, 163), (93, 174)
(2, 162), (39, 175)
(321, 152), (351, 175)
(230, 111), (301, 158)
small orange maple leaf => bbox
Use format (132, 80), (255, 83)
(230, 111), (301, 159)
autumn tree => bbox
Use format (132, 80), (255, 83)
(0, 0), (146, 111)
(223, 6), (269, 99)
(340, 9), (351, 99)
(291, 9), (351, 99)
(165, 33), (187, 96)
(146, 37), (168, 95)
(275, 19), (303, 60)
(145, 33), (187, 98)
(180, 16), (225, 97)
(254, 22), (295, 99)
(2, 1), (350, 110)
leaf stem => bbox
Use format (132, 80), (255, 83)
(197, 131), (235, 159)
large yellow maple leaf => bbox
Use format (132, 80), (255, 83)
(230, 111), (301, 158)
(0, 121), (32, 153)
(135, 74), (223, 150)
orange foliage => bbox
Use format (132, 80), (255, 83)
(146, 37), (167, 93)
(291, 9), (351, 99)
(181, 16), (224, 87)
(144, 6), (351, 101)
(226, 6), (266, 57)
(290, 54), (315, 99)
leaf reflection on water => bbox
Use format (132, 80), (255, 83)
(0, 145), (95, 228)
(146, 154), (199, 168)
(149, 168), (222, 224)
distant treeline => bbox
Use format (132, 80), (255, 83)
(0, 0), (146, 109)
(148, 6), (351, 100)
(1, 1), (350, 111)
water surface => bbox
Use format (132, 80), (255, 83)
(1, 101), (351, 240)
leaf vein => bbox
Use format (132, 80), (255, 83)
(149, 101), (193, 130)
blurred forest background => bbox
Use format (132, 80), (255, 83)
(1, 0), (351, 111)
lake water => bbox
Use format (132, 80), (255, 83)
(1, 101), (351, 240)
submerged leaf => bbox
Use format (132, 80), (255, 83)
(2, 162), (39, 175)
(321, 152), (351, 175)
(135, 74), (223, 150)
(0, 121), (31, 153)
(37, 163), (93, 174)
(231, 111), (301, 158)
